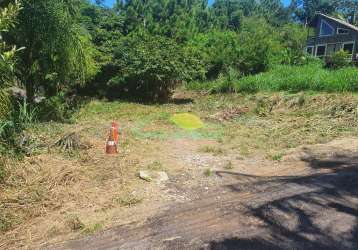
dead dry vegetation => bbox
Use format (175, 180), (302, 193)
(1, 91), (358, 249)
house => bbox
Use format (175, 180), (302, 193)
(306, 13), (358, 61)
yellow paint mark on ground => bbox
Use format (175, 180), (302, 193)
(170, 113), (204, 130)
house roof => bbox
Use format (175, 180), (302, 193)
(313, 13), (358, 32)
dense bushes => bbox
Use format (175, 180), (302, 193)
(326, 50), (353, 69)
(184, 18), (301, 80)
(237, 18), (285, 74)
(186, 31), (241, 79)
(105, 31), (204, 101)
(0, 1), (22, 158)
(0, 1), (20, 121)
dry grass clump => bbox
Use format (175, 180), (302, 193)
(0, 133), (131, 248)
(210, 107), (249, 121)
(54, 132), (91, 154)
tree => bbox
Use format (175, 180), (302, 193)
(8, 0), (97, 101)
(279, 23), (307, 64)
(0, 0), (21, 88)
(187, 30), (242, 78)
(115, 0), (209, 41)
(0, 0), (21, 120)
(79, 1), (124, 65)
(238, 17), (284, 74)
(290, 0), (341, 23)
(210, 0), (243, 30)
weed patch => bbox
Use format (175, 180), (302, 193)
(115, 193), (143, 207)
(66, 214), (84, 231)
(204, 168), (214, 177)
(199, 146), (225, 156)
(0, 210), (14, 232)
(271, 153), (284, 161)
(82, 223), (103, 235)
(147, 161), (164, 171)
(224, 161), (234, 170)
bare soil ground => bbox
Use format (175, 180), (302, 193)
(50, 138), (358, 250)
(1, 91), (358, 249)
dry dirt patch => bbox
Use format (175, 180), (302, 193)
(1, 91), (358, 249)
(52, 137), (358, 250)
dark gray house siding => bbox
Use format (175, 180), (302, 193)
(306, 13), (358, 61)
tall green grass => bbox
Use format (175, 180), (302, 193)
(237, 64), (358, 92)
(186, 63), (358, 93)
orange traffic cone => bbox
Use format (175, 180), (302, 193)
(111, 121), (119, 145)
(106, 127), (118, 154)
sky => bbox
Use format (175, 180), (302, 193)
(97, 0), (292, 8)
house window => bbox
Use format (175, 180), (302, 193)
(306, 46), (314, 55)
(320, 20), (334, 36)
(327, 44), (337, 56)
(316, 44), (326, 57)
(337, 28), (349, 35)
(342, 42), (355, 55)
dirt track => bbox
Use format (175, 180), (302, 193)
(50, 145), (358, 250)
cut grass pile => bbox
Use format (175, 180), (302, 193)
(186, 63), (358, 93)
(170, 113), (204, 130)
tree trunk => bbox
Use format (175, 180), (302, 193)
(24, 40), (36, 102)
(25, 75), (35, 102)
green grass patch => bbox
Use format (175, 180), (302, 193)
(236, 64), (358, 93)
(203, 168), (214, 177)
(187, 63), (358, 93)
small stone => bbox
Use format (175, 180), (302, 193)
(138, 170), (169, 184)
(157, 171), (169, 183)
(139, 170), (152, 182)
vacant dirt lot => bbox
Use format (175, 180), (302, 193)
(50, 138), (358, 250)
(1, 91), (357, 249)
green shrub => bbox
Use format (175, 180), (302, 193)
(36, 94), (68, 122)
(238, 18), (284, 74)
(326, 50), (352, 69)
(186, 30), (241, 79)
(209, 67), (240, 93)
(278, 24), (307, 65)
(186, 19), (287, 79)
(185, 67), (240, 93)
(107, 30), (202, 102)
